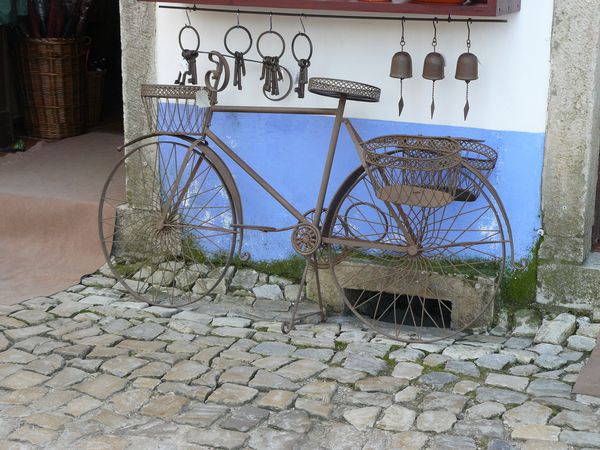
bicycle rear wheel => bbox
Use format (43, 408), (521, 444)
(99, 134), (238, 307)
(324, 165), (511, 343)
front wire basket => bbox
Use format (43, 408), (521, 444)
(141, 84), (214, 135)
(361, 135), (462, 208)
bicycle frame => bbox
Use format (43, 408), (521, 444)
(159, 96), (418, 256)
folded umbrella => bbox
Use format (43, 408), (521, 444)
(75, 0), (92, 37)
(33, 0), (48, 37)
(47, 0), (64, 38)
(27, 0), (41, 38)
(62, 0), (77, 37)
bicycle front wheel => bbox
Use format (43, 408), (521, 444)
(99, 134), (238, 307)
(324, 165), (511, 343)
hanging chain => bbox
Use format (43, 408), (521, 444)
(432, 18), (438, 51)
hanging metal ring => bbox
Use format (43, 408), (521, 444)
(224, 25), (253, 56)
(178, 24), (200, 52)
(257, 30), (286, 59)
(292, 32), (313, 63)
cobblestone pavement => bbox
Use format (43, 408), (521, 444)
(0, 266), (599, 449)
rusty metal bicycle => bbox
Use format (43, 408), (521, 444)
(99, 55), (513, 343)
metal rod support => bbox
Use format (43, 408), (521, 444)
(212, 105), (339, 115)
(313, 95), (347, 226)
(158, 5), (508, 23)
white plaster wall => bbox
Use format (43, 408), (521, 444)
(155, 1), (553, 133)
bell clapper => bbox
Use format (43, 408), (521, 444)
(464, 81), (470, 120)
(399, 79), (405, 116)
(431, 80), (436, 119)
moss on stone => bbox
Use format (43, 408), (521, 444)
(112, 261), (144, 278)
(499, 236), (543, 310)
(334, 341), (349, 351)
(234, 255), (306, 283)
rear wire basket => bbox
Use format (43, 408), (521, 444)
(454, 138), (498, 202)
(362, 135), (462, 208)
(140, 84), (213, 135)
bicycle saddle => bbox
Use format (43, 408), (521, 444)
(308, 77), (380, 103)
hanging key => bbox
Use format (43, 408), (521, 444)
(224, 20), (253, 92)
(271, 56), (283, 96)
(233, 51), (246, 90)
(292, 24), (313, 99)
(176, 25), (201, 86)
(295, 58), (310, 98)
(261, 57), (272, 93)
(257, 25), (286, 99)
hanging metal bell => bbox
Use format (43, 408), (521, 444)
(455, 52), (479, 81)
(390, 51), (413, 79)
(423, 52), (445, 81)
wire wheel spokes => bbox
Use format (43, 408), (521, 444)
(99, 135), (237, 308)
(326, 167), (510, 343)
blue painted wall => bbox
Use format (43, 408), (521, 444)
(205, 112), (544, 262)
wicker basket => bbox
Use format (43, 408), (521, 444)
(362, 135), (462, 208)
(141, 84), (213, 135)
(85, 69), (106, 129)
(19, 37), (89, 140)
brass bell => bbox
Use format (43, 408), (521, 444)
(423, 52), (445, 81)
(390, 51), (413, 79)
(390, 18), (412, 117)
(423, 51), (445, 119)
(455, 52), (478, 81)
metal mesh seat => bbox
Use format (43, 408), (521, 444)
(308, 78), (381, 103)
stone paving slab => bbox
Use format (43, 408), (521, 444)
(0, 271), (598, 449)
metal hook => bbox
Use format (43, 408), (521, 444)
(400, 16), (406, 49)
(269, 12), (273, 31)
(185, 9), (192, 26)
(467, 18), (472, 51)
(432, 18), (438, 49)
(236, 9), (240, 27)
(299, 14), (307, 34)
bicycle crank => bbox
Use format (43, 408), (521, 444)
(291, 223), (321, 256)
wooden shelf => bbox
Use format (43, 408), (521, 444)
(146, 0), (521, 17)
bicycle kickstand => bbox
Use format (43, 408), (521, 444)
(281, 254), (327, 334)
